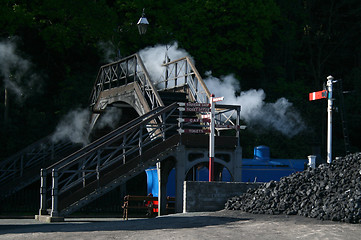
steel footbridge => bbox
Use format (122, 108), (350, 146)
(0, 53), (241, 220)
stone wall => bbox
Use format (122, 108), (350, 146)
(183, 181), (260, 212)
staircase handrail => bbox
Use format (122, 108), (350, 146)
(48, 103), (178, 198)
(89, 53), (164, 111)
(0, 136), (74, 185)
(41, 102), (241, 216)
(46, 105), (169, 171)
(157, 56), (211, 103)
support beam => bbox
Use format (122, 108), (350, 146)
(39, 169), (47, 216)
(175, 146), (186, 213)
(51, 169), (59, 217)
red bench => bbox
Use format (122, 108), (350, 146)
(122, 195), (175, 220)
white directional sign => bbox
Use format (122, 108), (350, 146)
(212, 96), (224, 102)
(177, 118), (211, 123)
(178, 102), (211, 107)
(177, 128), (210, 134)
(178, 107), (210, 112)
(215, 124), (246, 130)
(201, 114), (210, 119)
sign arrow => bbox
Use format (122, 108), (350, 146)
(309, 90), (327, 101)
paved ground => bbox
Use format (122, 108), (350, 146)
(0, 210), (361, 240)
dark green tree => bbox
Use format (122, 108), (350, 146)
(0, 0), (117, 158)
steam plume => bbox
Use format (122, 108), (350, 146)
(0, 38), (41, 102)
(97, 41), (118, 63)
(94, 107), (123, 130)
(139, 42), (193, 87)
(204, 72), (306, 137)
(51, 108), (91, 145)
(137, 42), (305, 137)
(51, 107), (123, 145)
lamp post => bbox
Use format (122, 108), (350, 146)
(137, 8), (149, 35)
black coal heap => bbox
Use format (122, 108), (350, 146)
(225, 152), (361, 223)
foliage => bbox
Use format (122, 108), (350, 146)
(0, 0), (360, 160)
(0, 0), (117, 158)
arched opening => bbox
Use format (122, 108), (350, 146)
(145, 157), (176, 198)
(185, 162), (233, 182)
(89, 101), (139, 141)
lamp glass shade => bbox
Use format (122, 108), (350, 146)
(137, 17), (149, 35)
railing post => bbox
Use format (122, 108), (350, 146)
(139, 125), (143, 156)
(165, 65), (169, 89)
(185, 62), (188, 84)
(162, 112), (166, 141)
(134, 56), (137, 83)
(122, 135), (127, 164)
(51, 169), (59, 217)
(179, 107), (183, 145)
(175, 62), (178, 86)
(39, 168), (47, 215)
(96, 151), (100, 187)
(82, 164), (86, 188)
(237, 106), (241, 147)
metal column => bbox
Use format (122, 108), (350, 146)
(50, 169), (59, 217)
(39, 169), (47, 215)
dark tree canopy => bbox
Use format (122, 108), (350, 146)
(0, 0), (360, 160)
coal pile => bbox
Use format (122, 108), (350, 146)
(225, 152), (361, 223)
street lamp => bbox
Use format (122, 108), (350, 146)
(137, 8), (149, 35)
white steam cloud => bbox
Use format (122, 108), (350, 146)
(0, 38), (42, 102)
(51, 108), (91, 145)
(137, 42), (306, 137)
(97, 41), (118, 63)
(94, 107), (123, 130)
(139, 42), (193, 87)
(204, 72), (306, 137)
(51, 107), (123, 145)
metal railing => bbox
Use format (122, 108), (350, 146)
(40, 102), (240, 217)
(0, 137), (76, 187)
(156, 57), (211, 103)
(89, 53), (164, 111)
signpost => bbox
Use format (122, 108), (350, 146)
(178, 98), (245, 181)
(326, 76), (337, 164)
(309, 75), (337, 164)
(209, 95), (224, 182)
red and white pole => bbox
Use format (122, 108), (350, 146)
(209, 94), (215, 182)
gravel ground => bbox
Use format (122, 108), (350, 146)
(0, 210), (361, 240)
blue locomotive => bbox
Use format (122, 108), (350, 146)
(145, 146), (307, 197)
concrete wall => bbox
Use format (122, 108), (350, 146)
(183, 181), (261, 212)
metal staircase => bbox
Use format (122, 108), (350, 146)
(0, 137), (81, 201)
(39, 101), (240, 217)
(89, 53), (164, 130)
(0, 53), (164, 202)
(1, 52), (241, 218)
(39, 103), (178, 217)
(38, 54), (217, 217)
